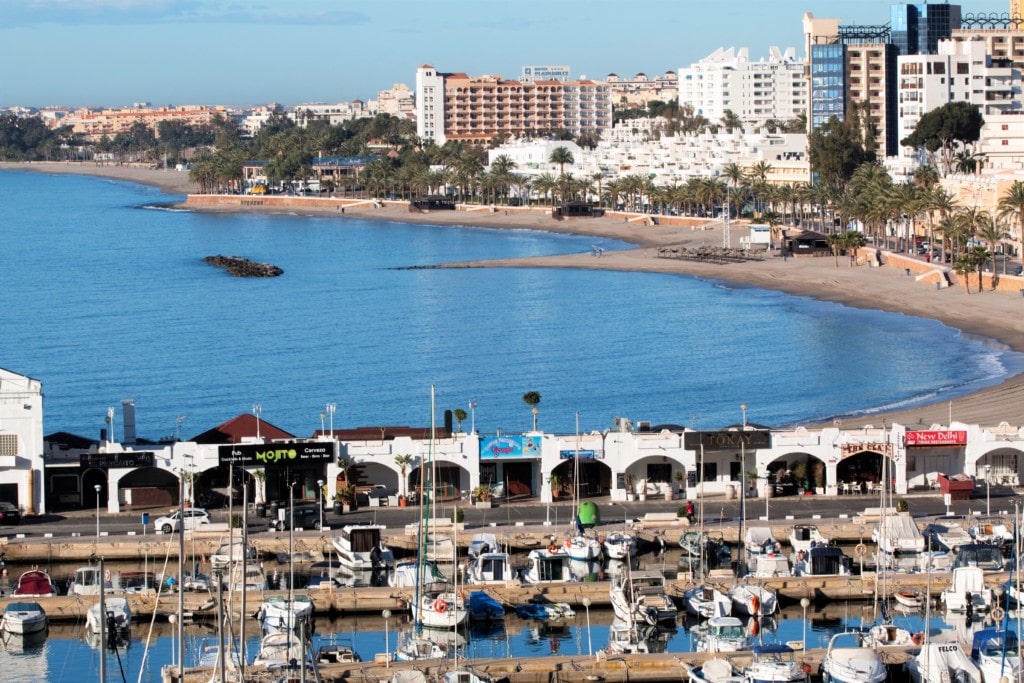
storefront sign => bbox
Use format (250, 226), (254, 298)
(217, 442), (335, 466)
(905, 430), (967, 447)
(80, 452), (155, 468)
(559, 449), (600, 459)
(683, 430), (771, 450)
(480, 436), (542, 459)
(839, 442), (893, 456)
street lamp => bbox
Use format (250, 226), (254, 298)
(253, 404), (262, 440)
(319, 412), (325, 435)
(382, 609), (391, 668)
(326, 403), (336, 439)
(94, 484), (102, 539)
(800, 597), (810, 652)
(469, 400), (477, 434)
(317, 479), (325, 531)
(581, 597), (593, 656)
(611, 501), (628, 531)
(985, 463), (992, 515)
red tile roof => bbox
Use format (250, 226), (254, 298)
(191, 413), (294, 444)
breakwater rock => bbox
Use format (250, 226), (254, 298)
(202, 255), (283, 277)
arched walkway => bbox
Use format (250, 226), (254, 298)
(976, 448), (1024, 486)
(550, 459), (613, 498)
(195, 467), (256, 509)
(409, 462), (470, 501)
(837, 451), (886, 495)
(761, 453), (824, 496)
(117, 466), (178, 509)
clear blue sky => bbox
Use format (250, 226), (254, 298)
(0, 0), (1011, 108)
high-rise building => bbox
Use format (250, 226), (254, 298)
(890, 3), (962, 55)
(415, 65), (613, 144)
(1013, 0), (1024, 21)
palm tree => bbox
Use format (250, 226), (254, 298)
(393, 454), (414, 500)
(974, 214), (1009, 285)
(953, 253), (975, 294)
(453, 408), (467, 432)
(997, 180), (1024, 273)
(549, 146), (574, 177)
(522, 391), (541, 432)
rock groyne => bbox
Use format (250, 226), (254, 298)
(202, 255), (283, 277)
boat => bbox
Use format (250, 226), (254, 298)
(210, 538), (258, 569)
(788, 525), (829, 554)
(941, 566), (993, 614)
(970, 628), (1021, 683)
(12, 570), (57, 597)
(424, 533), (456, 563)
(67, 566), (112, 596)
(0, 602), (47, 635)
(743, 643), (810, 683)
(603, 530), (638, 560)
(393, 630), (447, 661)
(744, 527), (781, 557)
(316, 640), (361, 664)
(467, 533), (499, 559)
(695, 615), (751, 653)
(605, 618), (653, 655)
(873, 511), (927, 573)
(519, 546), (574, 583)
(609, 569), (678, 627)
(748, 554), (792, 578)
(442, 671), (490, 683)
(252, 631), (309, 669)
(118, 571), (158, 594)
(906, 641), (982, 683)
(564, 533), (602, 562)
(332, 525), (395, 573)
(514, 599), (576, 622)
(894, 588), (925, 610)
(181, 570), (210, 592)
(466, 590), (505, 622)
(792, 546), (850, 576)
(86, 596), (131, 642)
(412, 581), (468, 629)
(820, 632), (887, 683)
(968, 517), (1014, 546)
(729, 583), (777, 617)
(690, 658), (746, 683)
(466, 550), (514, 584)
(391, 558), (446, 588)
(923, 517), (973, 553)
(684, 585), (732, 619)
(256, 594), (314, 634)
(227, 564), (268, 592)
(952, 544), (1006, 572)
(862, 622), (916, 647)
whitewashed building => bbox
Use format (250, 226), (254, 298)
(0, 368), (44, 515)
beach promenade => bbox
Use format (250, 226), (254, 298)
(6, 160), (1024, 430)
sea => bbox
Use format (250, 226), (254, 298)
(2, 168), (1022, 441)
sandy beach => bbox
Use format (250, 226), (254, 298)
(6, 160), (1024, 430)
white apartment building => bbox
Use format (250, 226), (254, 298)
(978, 112), (1024, 170)
(292, 101), (370, 126)
(0, 368), (44, 515)
(678, 47), (807, 131)
(897, 38), (1020, 160)
(416, 65), (445, 144)
(487, 140), (583, 173)
(370, 83), (415, 119)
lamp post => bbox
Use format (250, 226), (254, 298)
(800, 597), (810, 652)
(94, 484), (102, 539)
(762, 466), (769, 521)
(317, 479), (324, 531)
(985, 463), (992, 515)
(738, 403), (748, 575)
(611, 501), (628, 531)
(382, 609), (391, 668)
(319, 412), (325, 435)
(469, 400), (477, 434)
(253, 404), (262, 440)
(581, 597), (593, 656)
(326, 403), (336, 439)
(545, 474), (551, 526)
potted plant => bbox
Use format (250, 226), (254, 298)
(451, 506), (465, 523)
(453, 408), (467, 432)
(624, 472), (636, 501)
(394, 453), (413, 507)
(339, 484), (357, 513)
(332, 491), (344, 516)
(522, 391), (541, 432)
(550, 473), (567, 500)
(252, 468), (267, 517)
(791, 461), (808, 493)
(673, 470), (687, 499)
(811, 461), (825, 494)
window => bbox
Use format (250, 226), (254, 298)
(646, 463), (670, 483)
(700, 462), (717, 482)
(0, 434), (17, 456)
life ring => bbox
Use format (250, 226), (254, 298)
(565, 537), (571, 549)
(434, 598), (447, 613)
(547, 544), (558, 554)
(993, 607), (1006, 622)
(912, 633), (925, 646)
(855, 543), (867, 557)
(796, 550), (806, 561)
(751, 595), (760, 615)
(104, 569), (112, 583)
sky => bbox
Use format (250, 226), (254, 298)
(0, 0), (1013, 108)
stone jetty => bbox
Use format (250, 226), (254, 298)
(202, 255), (283, 277)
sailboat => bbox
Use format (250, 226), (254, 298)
(564, 411), (601, 561)
(257, 483), (314, 635)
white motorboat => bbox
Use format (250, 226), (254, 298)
(970, 628), (1021, 683)
(12, 570), (57, 597)
(210, 538), (258, 569)
(393, 630), (447, 661)
(744, 527), (781, 557)
(256, 595), (314, 634)
(332, 525), (395, 572)
(690, 658), (745, 683)
(894, 588), (925, 610)
(788, 525), (829, 554)
(390, 558), (446, 588)
(969, 517), (1013, 545)
(467, 533), (499, 559)
(564, 533), (602, 562)
(603, 530), (638, 560)
(609, 570), (678, 627)
(906, 641), (982, 683)
(820, 632), (887, 683)
(696, 616), (751, 653)
(67, 566), (112, 596)
(685, 585), (732, 619)
(227, 564), (268, 593)
(923, 518), (972, 553)
(412, 582), (468, 629)
(862, 622), (915, 647)
(605, 619), (652, 655)
(0, 602), (47, 635)
(424, 533), (456, 564)
(942, 566), (993, 614)
(520, 547), (574, 584)
(792, 546), (850, 577)
(86, 597), (131, 642)
(874, 512), (927, 573)
(252, 631), (308, 669)
(748, 554), (792, 579)
(729, 583), (777, 617)
(466, 551), (514, 584)
(953, 544), (1006, 572)
(744, 643), (809, 683)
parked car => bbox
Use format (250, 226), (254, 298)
(153, 508), (210, 534)
(270, 504), (322, 531)
(0, 502), (21, 525)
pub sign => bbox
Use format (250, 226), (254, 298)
(217, 442), (336, 466)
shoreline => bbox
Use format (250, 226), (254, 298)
(7, 160), (1024, 429)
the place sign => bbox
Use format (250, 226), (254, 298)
(217, 442), (336, 466)
(905, 430), (967, 448)
(480, 436), (542, 459)
(80, 452), (155, 469)
(559, 449), (600, 459)
(683, 430), (771, 451)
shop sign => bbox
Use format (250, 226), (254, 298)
(80, 452), (155, 468)
(683, 430), (771, 451)
(217, 442), (335, 466)
(481, 436), (542, 459)
(839, 442), (893, 456)
(905, 430), (967, 447)
(559, 449), (600, 459)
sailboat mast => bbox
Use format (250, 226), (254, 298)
(240, 469), (249, 679)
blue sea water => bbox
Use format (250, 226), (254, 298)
(1, 168), (1022, 440)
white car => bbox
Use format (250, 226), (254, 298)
(153, 508), (210, 534)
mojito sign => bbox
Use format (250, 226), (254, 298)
(217, 442), (335, 466)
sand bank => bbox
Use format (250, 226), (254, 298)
(6, 161), (1024, 429)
